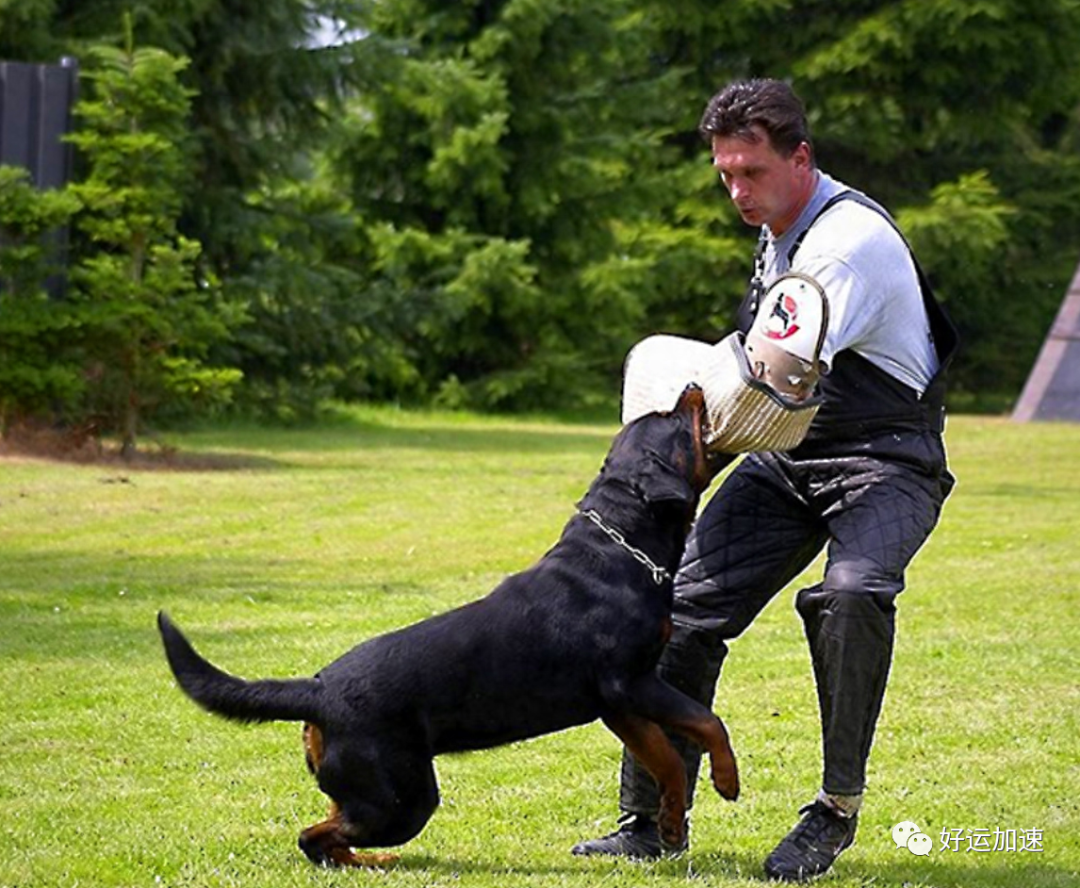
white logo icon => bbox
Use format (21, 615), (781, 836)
(892, 820), (932, 856)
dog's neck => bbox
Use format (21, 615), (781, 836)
(578, 507), (672, 585)
(576, 478), (696, 577)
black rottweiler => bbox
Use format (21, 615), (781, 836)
(158, 385), (739, 867)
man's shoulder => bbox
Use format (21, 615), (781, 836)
(797, 196), (907, 268)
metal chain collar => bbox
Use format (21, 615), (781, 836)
(579, 508), (671, 586)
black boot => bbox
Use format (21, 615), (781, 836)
(763, 800), (858, 882)
(570, 813), (683, 859)
(763, 585), (891, 881)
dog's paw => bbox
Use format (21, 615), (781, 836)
(348, 851), (400, 868)
(710, 754), (740, 801)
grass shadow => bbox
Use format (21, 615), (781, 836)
(1, 403), (620, 472)
(394, 853), (588, 878)
(691, 846), (1077, 887)
(0, 435), (286, 472)
(181, 417), (617, 457)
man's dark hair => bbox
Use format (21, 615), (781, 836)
(698, 78), (813, 160)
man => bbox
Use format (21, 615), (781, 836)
(572, 78), (956, 882)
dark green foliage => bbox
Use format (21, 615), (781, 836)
(311, 0), (1080, 409)
(323, 0), (749, 410)
(1, 0), (1079, 419)
(0, 0), (59, 61)
(0, 167), (82, 431)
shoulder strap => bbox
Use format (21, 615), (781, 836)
(787, 190), (892, 262)
(788, 189), (959, 368)
(737, 230), (770, 332)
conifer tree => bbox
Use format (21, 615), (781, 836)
(65, 20), (240, 457)
(324, 0), (748, 410)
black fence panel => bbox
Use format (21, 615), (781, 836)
(0, 57), (79, 297)
(0, 57), (78, 187)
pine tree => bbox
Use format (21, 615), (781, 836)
(322, 0), (749, 410)
(65, 19), (241, 458)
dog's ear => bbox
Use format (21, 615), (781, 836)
(633, 458), (696, 507)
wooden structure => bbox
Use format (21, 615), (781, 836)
(1013, 261), (1080, 421)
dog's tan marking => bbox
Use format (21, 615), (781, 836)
(299, 804), (401, 868)
(303, 722), (323, 775)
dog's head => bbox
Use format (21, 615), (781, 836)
(599, 384), (722, 517)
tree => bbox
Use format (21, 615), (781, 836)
(313, 0), (751, 410)
(0, 0), (60, 61)
(65, 23), (241, 457)
(6, 0), (1080, 413)
(1, 1), (369, 419)
(0, 166), (82, 433)
(319, 0), (1080, 409)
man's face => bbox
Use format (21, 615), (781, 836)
(710, 126), (813, 235)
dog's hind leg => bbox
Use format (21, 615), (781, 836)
(300, 728), (439, 867)
(301, 726), (396, 867)
(298, 804), (402, 868)
(303, 722), (324, 775)
(602, 712), (688, 852)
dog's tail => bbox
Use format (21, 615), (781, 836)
(158, 611), (322, 725)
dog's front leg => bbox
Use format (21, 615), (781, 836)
(602, 712), (688, 852)
(618, 674), (740, 802)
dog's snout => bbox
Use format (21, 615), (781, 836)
(676, 384), (705, 416)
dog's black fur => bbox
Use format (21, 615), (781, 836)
(158, 385), (739, 867)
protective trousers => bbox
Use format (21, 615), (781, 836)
(618, 432), (953, 815)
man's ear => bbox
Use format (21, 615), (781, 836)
(633, 458), (695, 507)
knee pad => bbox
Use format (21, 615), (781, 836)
(821, 556), (904, 601)
(796, 585), (895, 645)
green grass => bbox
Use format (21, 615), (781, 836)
(1, 407), (1078, 888)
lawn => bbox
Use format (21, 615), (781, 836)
(1, 408), (1077, 888)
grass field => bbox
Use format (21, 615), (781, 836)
(1, 408), (1078, 888)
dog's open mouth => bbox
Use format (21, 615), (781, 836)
(674, 385), (716, 491)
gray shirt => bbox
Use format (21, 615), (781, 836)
(760, 172), (939, 395)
